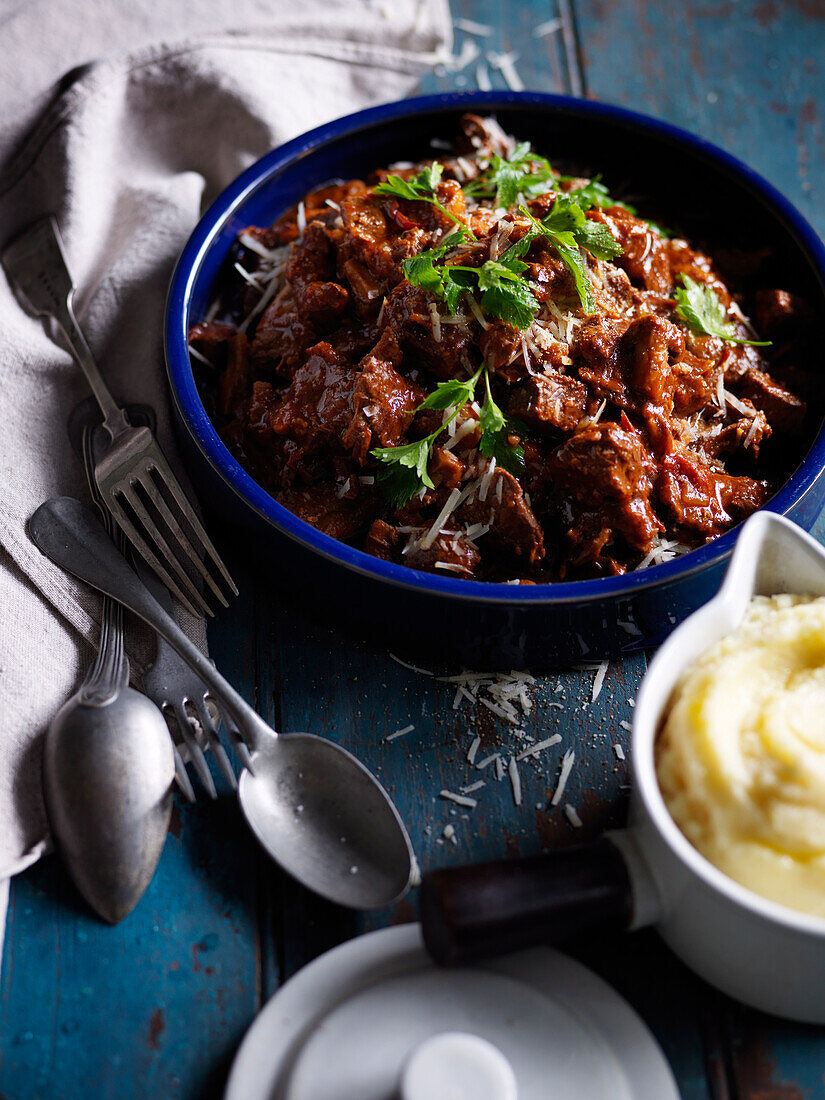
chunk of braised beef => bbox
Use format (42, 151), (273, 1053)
(267, 180), (366, 245)
(342, 258), (384, 318)
(341, 329), (425, 463)
(480, 320), (522, 377)
(276, 483), (378, 540)
(430, 446), (465, 489)
(627, 315), (685, 411)
(548, 422), (661, 554)
(403, 528), (482, 578)
(657, 451), (768, 537)
(188, 321), (236, 367)
(364, 518), (402, 561)
(736, 367), (807, 434)
(525, 255), (574, 304)
(459, 469), (545, 567)
(573, 316), (634, 409)
(594, 208), (671, 294)
(382, 281), (475, 378)
(693, 411), (771, 463)
(456, 113), (513, 159)
(508, 372), (589, 434)
(338, 193), (430, 286)
(248, 290), (315, 378)
(219, 333), (250, 419)
(286, 222), (349, 328)
(268, 342), (353, 458)
(754, 288), (811, 337)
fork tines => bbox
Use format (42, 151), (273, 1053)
(96, 427), (237, 619)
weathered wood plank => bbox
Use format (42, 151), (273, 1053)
(3, 3), (824, 1098)
(575, 0), (824, 239)
(0, 549), (263, 1100)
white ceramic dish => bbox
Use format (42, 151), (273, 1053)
(624, 510), (825, 1021)
(224, 924), (679, 1100)
(421, 512), (825, 1022)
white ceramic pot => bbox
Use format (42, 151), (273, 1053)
(422, 512), (825, 1022)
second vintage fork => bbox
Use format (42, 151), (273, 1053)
(2, 214), (237, 618)
(139, 559), (251, 800)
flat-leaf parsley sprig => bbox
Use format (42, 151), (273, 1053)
(371, 366), (523, 507)
(463, 141), (556, 210)
(515, 197), (622, 314)
(373, 162), (475, 238)
(674, 275), (771, 347)
(401, 230), (540, 330)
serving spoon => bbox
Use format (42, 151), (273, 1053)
(29, 496), (415, 910)
(42, 423), (175, 923)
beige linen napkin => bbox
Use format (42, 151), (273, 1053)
(0, 0), (451, 878)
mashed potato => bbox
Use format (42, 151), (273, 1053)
(657, 594), (825, 918)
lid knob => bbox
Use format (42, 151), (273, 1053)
(399, 1031), (518, 1100)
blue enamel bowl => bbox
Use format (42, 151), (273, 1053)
(165, 91), (825, 668)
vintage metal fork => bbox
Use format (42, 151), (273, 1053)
(139, 559), (252, 799)
(2, 215), (237, 618)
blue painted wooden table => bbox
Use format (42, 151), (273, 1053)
(2, 2), (825, 1097)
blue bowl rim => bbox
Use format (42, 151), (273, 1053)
(165, 89), (825, 607)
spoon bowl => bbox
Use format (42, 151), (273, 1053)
(44, 685), (175, 924)
(240, 733), (415, 909)
(29, 496), (416, 910)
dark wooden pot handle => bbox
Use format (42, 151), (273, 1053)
(420, 839), (633, 966)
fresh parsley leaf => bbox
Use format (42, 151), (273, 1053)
(420, 162), (443, 191)
(477, 258), (529, 290)
(479, 277), (541, 330)
(418, 365), (484, 412)
(565, 177), (612, 211)
(464, 142), (556, 209)
(401, 228), (469, 298)
(541, 193), (587, 235)
(519, 203), (597, 314)
(448, 256), (541, 330)
(370, 364), (484, 506)
(674, 275), (771, 347)
(373, 174), (426, 202)
(478, 370), (525, 474)
(373, 161), (473, 237)
(552, 238), (596, 315)
(575, 219), (623, 261)
(372, 436), (435, 508)
(478, 370), (506, 438)
(499, 225), (542, 264)
(371, 366), (529, 506)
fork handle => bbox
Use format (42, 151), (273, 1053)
(57, 299), (130, 440)
(29, 496), (274, 755)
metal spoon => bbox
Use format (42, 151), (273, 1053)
(29, 497), (415, 910)
(42, 429), (175, 924)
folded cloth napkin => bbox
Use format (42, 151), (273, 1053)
(0, 0), (451, 879)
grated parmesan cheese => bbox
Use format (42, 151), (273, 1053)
(455, 17), (492, 35)
(461, 780), (486, 795)
(487, 50), (524, 91)
(591, 661), (609, 702)
(516, 735), (562, 761)
(565, 804), (583, 828)
(551, 750), (576, 806)
(508, 757), (522, 806)
(440, 789), (478, 809)
(385, 723), (414, 742)
(533, 17), (562, 36)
